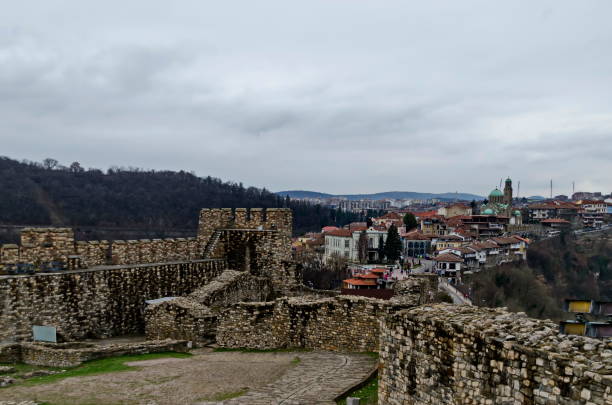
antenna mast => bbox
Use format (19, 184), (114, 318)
(517, 181), (520, 199)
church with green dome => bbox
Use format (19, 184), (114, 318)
(480, 178), (522, 224)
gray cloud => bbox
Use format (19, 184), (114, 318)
(0, 0), (611, 196)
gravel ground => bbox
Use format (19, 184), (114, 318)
(0, 350), (296, 405)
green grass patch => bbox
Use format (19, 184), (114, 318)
(336, 375), (378, 405)
(291, 356), (301, 365)
(0, 362), (63, 377)
(213, 347), (312, 353)
(1, 351), (191, 388)
(362, 351), (379, 359)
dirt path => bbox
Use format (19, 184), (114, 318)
(1, 351), (296, 405)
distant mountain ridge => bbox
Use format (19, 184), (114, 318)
(276, 190), (484, 201)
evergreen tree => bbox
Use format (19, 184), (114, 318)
(384, 224), (403, 263)
(357, 230), (368, 264)
(403, 212), (418, 231)
(377, 235), (386, 263)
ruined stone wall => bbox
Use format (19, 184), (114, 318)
(216, 296), (416, 352)
(197, 207), (292, 246)
(8, 340), (189, 368)
(379, 305), (611, 405)
(144, 270), (274, 342)
(0, 259), (226, 342)
(108, 238), (200, 266)
(0, 244), (19, 265)
(223, 229), (297, 293)
(19, 228), (75, 264)
(1, 208), (292, 272)
(1, 231), (202, 269)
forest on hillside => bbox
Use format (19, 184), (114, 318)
(0, 156), (364, 241)
(469, 231), (612, 320)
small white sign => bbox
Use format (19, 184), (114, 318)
(32, 325), (57, 343)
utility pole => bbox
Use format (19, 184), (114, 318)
(517, 181), (520, 199)
(550, 180), (553, 199)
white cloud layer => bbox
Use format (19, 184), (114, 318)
(1, 0), (611, 196)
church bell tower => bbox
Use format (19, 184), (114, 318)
(503, 177), (513, 206)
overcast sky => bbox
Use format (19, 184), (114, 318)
(1, 1), (611, 196)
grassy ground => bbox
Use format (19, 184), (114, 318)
(336, 375), (378, 405)
(0, 351), (191, 388)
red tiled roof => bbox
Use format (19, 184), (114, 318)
(529, 201), (578, 210)
(541, 218), (571, 224)
(326, 229), (353, 237)
(436, 234), (464, 241)
(322, 226), (339, 233)
(489, 237), (521, 245)
(370, 268), (386, 274)
(343, 278), (377, 286)
(357, 273), (380, 279)
(378, 212), (402, 220)
(575, 200), (604, 205)
(401, 231), (432, 240)
(433, 253), (463, 263)
(414, 210), (438, 218)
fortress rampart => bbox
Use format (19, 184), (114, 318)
(0, 208), (293, 270)
(144, 269), (275, 342)
(379, 305), (611, 405)
(0, 259), (225, 342)
(216, 295), (418, 352)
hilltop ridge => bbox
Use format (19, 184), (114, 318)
(276, 189), (484, 201)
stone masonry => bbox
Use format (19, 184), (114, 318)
(144, 269), (274, 342)
(216, 295), (419, 352)
(379, 304), (611, 405)
(0, 259), (225, 342)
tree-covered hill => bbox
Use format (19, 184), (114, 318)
(469, 231), (611, 320)
(0, 156), (362, 241)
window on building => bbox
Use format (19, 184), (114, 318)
(345, 240), (350, 248)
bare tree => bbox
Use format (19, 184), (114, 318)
(42, 158), (58, 170)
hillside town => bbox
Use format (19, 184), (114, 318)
(293, 178), (612, 291)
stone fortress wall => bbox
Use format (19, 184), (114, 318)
(0, 208), (293, 269)
(0, 259), (226, 342)
(215, 295), (417, 352)
(0, 207), (609, 404)
(379, 305), (610, 405)
(0, 208), (295, 343)
(144, 269), (275, 342)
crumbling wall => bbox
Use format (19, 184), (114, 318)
(144, 270), (274, 341)
(216, 296), (416, 352)
(1, 233), (202, 269)
(19, 228), (75, 264)
(378, 305), (611, 405)
(12, 340), (189, 368)
(0, 259), (226, 342)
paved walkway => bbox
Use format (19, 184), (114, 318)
(439, 279), (472, 305)
(196, 351), (376, 405)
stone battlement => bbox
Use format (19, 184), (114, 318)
(379, 304), (611, 405)
(0, 207), (292, 271)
